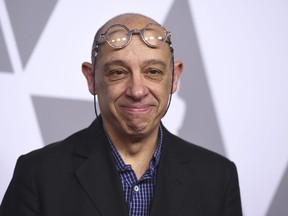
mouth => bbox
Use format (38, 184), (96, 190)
(120, 104), (152, 114)
(117, 100), (157, 117)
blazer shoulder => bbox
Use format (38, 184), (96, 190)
(16, 121), (95, 172)
(162, 126), (235, 170)
(24, 127), (86, 158)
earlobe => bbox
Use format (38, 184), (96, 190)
(172, 60), (183, 93)
(82, 62), (96, 95)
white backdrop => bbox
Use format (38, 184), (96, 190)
(0, 0), (288, 215)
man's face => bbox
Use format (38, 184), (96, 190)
(84, 21), (182, 140)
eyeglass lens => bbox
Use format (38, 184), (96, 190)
(105, 25), (129, 48)
(143, 24), (166, 46)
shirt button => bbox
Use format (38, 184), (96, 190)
(133, 185), (140, 192)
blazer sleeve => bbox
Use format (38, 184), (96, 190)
(0, 155), (40, 216)
(222, 162), (243, 216)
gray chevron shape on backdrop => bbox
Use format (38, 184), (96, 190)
(4, 0), (58, 69)
(0, 22), (13, 72)
(31, 95), (94, 145)
(266, 163), (288, 216)
(164, 0), (226, 156)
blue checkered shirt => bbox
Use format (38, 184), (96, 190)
(107, 127), (163, 216)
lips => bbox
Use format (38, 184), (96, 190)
(120, 104), (151, 113)
(117, 101), (155, 116)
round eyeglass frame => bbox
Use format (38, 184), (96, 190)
(94, 23), (173, 52)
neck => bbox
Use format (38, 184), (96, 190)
(105, 124), (160, 179)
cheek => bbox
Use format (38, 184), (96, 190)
(97, 82), (124, 105)
(161, 77), (173, 104)
(150, 81), (171, 102)
(162, 73), (173, 92)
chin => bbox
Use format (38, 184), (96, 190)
(124, 118), (159, 137)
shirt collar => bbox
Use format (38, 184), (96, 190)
(105, 126), (163, 173)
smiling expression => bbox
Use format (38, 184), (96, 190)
(83, 15), (182, 141)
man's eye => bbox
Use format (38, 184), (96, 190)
(145, 69), (163, 81)
(113, 70), (124, 75)
(107, 69), (127, 81)
(148, 70), (159, 75)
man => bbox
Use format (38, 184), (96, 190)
(0, 13), (242, 215)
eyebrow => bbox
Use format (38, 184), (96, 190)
(141, 59), (167, 70)
(103, 60), (128, 68)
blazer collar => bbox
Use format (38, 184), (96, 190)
(74, 118), (129, 216)
(74, 119), (203, 215)
(150, 125), (204, 216)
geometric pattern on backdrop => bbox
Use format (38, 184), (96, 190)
(164, 0), (226, 156)
(0, 22), (12, 72)
(31, 95), (95, 145)
(4, 0), (58, 69)
(266, 163), (288, 215)
(0, 0), (287, 215)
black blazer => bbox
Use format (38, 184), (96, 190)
(0, 118), (242, 216)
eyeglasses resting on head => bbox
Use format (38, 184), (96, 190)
(92, 23), (174, 56)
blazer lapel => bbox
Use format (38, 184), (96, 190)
(150, 127), (204, 216)
(74, 119), (128, 216)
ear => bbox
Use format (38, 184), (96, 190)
(172, 60), (183, 93)
(82, 62), (96, 95)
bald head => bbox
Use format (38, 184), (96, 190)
(101, 13), (158, 31)
(91, 13), (160, 62)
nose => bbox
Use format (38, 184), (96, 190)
(125, 73), (148, 100)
